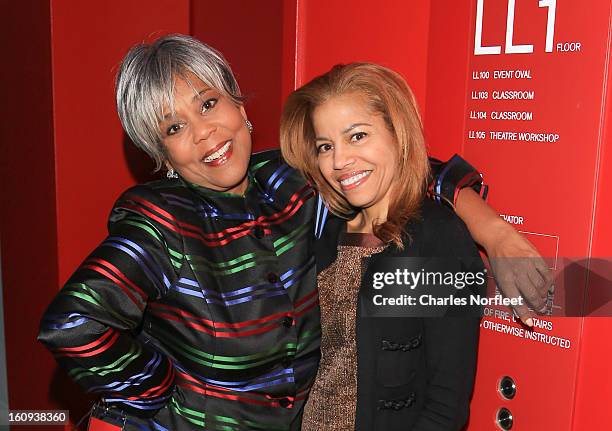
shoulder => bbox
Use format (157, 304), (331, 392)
(250, 148), (309, 190)
(250, 148), (283, 169)
(114, 180), (175, 209)
(405, 199), (466, 237)
(109, 181), (185, 231)
(419, 199), (460, 224)
(405, 200), (478, 257)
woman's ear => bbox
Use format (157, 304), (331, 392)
(240, 105), (247, 121)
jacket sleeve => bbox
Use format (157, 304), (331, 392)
(38, 185), (179, 417)
(412, 215), (484, 431)
(428, 154), (488, 208)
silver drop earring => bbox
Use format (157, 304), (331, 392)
(166, 168), (179, 179)
(246, 119), (253, 133)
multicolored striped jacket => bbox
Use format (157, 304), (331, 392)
(38, 150), (482, 430)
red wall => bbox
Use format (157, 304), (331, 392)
(424, 2), (474, 157)
(572, 1), (612, 424)
(0, 1), (59, 418)
(424, 1), (612, 429)
(296, 0), (432, 119)
(1, 1), (189, 428)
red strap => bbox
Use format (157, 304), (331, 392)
(88, 416), (123, 431)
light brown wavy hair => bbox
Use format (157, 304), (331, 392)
(280, 62), (430, 249)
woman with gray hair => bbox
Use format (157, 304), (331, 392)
(38, 34), (550, 430)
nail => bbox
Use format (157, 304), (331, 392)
(525, 318), (533, 327)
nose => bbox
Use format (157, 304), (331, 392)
(332, 143), (354, 170)
(193, 117), (217, 143)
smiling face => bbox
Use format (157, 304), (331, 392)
(160, 74), (252, 194)
(313, 92), (399, 219)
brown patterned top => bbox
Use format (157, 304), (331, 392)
(301, 231), (386, 431)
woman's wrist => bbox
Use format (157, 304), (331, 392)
(455, 187), (503, 248)
(477, 217), (518, 255)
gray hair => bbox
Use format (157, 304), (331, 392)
(115, 34), (243, 171)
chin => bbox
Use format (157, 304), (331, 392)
(344, 197), (375, 209)
(226, 171), (250, 190)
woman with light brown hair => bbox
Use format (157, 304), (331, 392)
(282, 63), (431, 249)
(280, 63), (540, 430)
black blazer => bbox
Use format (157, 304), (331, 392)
(315, 199), (484, 431)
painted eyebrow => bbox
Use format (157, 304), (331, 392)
(314, 122), (372, 141)
(162, 88), (212, 120)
